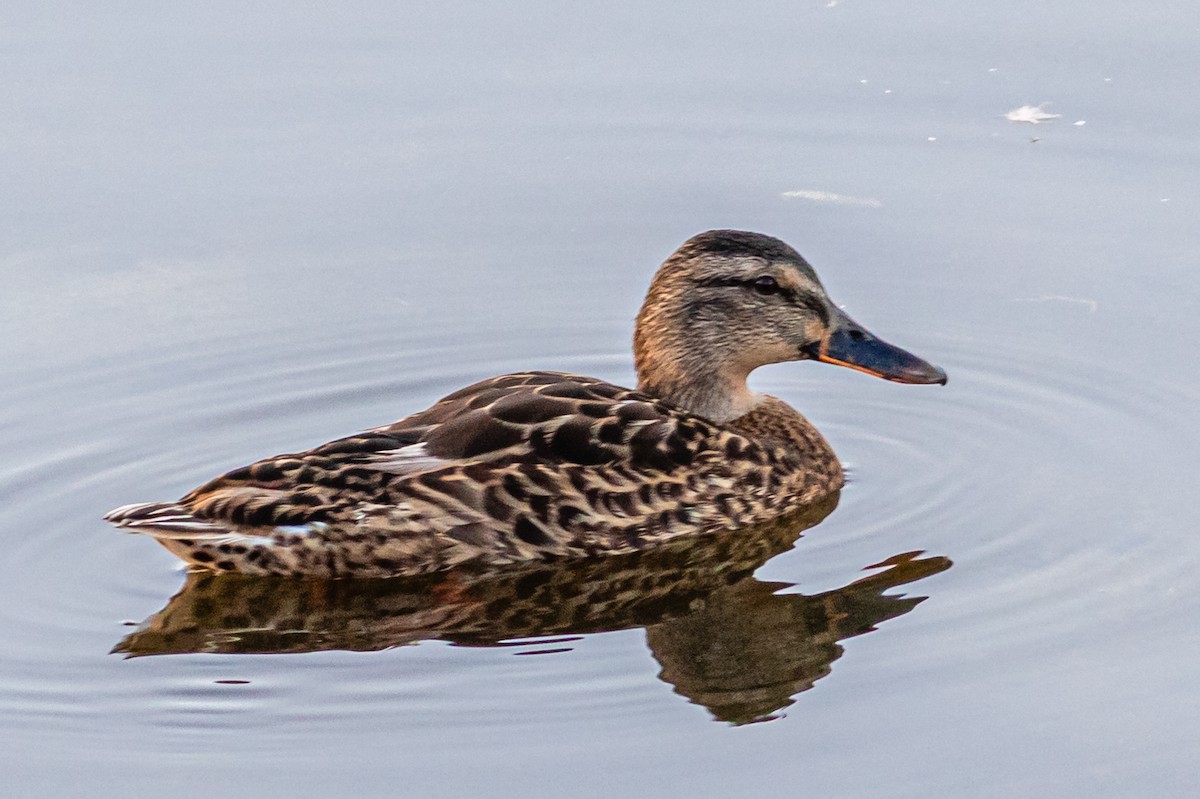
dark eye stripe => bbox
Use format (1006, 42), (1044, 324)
(700, 275), (829, 324)
(696, 276), (804, 305)
(695, 276), (751, 290)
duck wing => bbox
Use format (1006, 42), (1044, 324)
(368, 370), (717, 471)
(108, 372), (750, 540)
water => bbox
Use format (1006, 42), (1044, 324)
(2, 2), (1198, 796)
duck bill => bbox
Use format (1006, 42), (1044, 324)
(810, 307), (948, 385)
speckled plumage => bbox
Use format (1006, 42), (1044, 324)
(107, 230), (945, 576)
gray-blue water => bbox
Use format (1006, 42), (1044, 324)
(2, 2), (1198, 796)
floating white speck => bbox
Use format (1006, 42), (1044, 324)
(883, 89), (893, 94)
(987, 68), (998, 73)
(781, 190), (882, 208)
(1160, 198), (1171, 203)
(1073, 120), (1086, 126)
(1005, 103), (1061, 124)
(927, 136), (938, 141)
(860, 79), (868, 84)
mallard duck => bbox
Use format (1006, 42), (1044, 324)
(106, 230), (946, 577)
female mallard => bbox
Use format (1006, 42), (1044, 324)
(106, 230), (946, 577)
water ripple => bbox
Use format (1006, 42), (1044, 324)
(0, 318), (1193, 738)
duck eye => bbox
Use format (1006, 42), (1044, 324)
(752, 275), (779, 295)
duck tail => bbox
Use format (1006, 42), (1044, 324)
(105, 502), (226, 536)
(105, 501), (281, 569)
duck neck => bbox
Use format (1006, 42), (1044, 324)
(633, 307), (759, 423)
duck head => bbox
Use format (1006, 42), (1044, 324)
(633, 230), (947, 422)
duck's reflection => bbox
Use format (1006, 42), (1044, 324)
(115, 493), (950, 725)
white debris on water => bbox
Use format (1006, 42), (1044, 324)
(1014, 295), (1098, 313)
(1005, 104), (1062, 124)
(781, 190), (882, 208)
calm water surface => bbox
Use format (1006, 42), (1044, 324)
(2, 2), (1198, 797)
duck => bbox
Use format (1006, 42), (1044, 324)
(106, 230), (946, 577)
